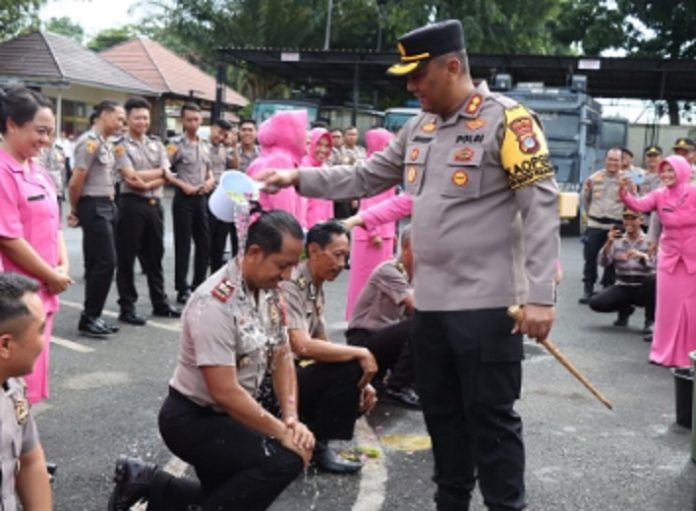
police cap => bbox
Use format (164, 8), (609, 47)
(673, 137), (695, 151)
(644, 145), (662, 156)
(387, 19), (465, 76)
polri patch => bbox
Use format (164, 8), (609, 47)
(212, 279), (235, 302)
(508, 116), (540, 154)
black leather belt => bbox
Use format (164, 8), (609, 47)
(121, 193), (160, 206)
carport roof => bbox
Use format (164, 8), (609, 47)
(218, 47), (696, 100)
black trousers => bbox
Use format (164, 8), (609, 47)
(116, 195), (168, 313)
(77, 197), (117, 318)
(296, 360), (362, 441)
(583, 227), (616, 288)
(172, 190), (210, 293)
(412, 309), (525, 511)
(346, 319), (414, 389)
(208, 201), (238, 273)
(589, 277), (656, 322)
(147, 388), (303, 511)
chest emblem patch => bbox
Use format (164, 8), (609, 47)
(453, 147), (475, 163)
(212, 279), (235, 302)
(406, 166), (418, 184)
(451, 170), (469, 187)
(465, 118), (486, 131)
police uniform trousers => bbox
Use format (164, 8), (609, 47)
(115, 194), (169, 313)
(412, 309), (525, 511)
(77, 196), (117, 318)
(172, 189), (210, 293)
(296, 360), (362, 441)
(583, 227), (617, 289)
(146, 387), (303, 511)
(207, 198), (238, 273)
(345, 319), (415, 389)
(589, 276), (656, 322)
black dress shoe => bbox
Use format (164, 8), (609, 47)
(642, 320), (654, 336)
(108, 456), (157, 511)
(382, 386), (422, 409)
(613, 306), (635, 327)
(97, 318), (120, 333)
(152, 305), (182, 318)
(78, 315), (114, 337)
(176, 290), (191, 305)
(312, 442), (363, 474)
(119, 311), (147, 326)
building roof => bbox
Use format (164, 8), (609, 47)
(102, 37), (248, 107)
(0, 31), (156, 95)
(219, 47), (696, 101)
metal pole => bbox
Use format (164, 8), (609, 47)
(324, 0), (333, 50)
(213, 60), (225, 120)
(352, 62), (359, 126)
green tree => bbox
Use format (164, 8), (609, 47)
(45, 16), (85, 43)
(0, 0), (45, 40)
(87, 25), (138, 52)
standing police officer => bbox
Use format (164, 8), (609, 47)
(108, 211), (312, 511)
(207, 119), (238, 272)
(38, 133), (67, 205)
(114, 97), (181, 326)
(68, 100), (125, 337)
(167, 104), (215, 305)
(260, 20), (559, 511)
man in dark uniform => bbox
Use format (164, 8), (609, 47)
(107, 211), (312, 511)
(280, 221), (377, 474)
(260, 20), (559, 510)
(114, 97), (181, 326)
(0, 273), (53, 509)
(68, 100), (125, 336)
(207, 118), (238, 272)
(167, 103), (215, 305)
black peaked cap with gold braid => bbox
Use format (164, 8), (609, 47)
(387, 19), (465, 76)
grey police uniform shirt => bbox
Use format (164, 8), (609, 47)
(598, 232), (655, 285)
(166, 135), (211, 187)
(348, 259), (411, 332)
(582, 170), (624, 229)
(640, 171), (662, 195)
(238, 145), (260, 174)
(169, 261), (288, 409)
(73, 129), (115, 197)
(38, 144), (66, 194)
(210, 142), (230, 183)
(280, 261), (327, 341)
(0, 378), (39, 510)
(337, 146), (367, 165)
(297, 81), (560, 311)
(114, 134), (170, 198)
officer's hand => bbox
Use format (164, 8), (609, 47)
(512, 304), (555, 343)
(67, 211), (79, 228)
(356, 348), (378, 388)
(279, 426), (313, 468)
(359, 384), (378, 414)
(370, 235), (383, 248)
(607, 226), (620, 241)
(254, 169), (300, 193)
(284, 416), (315, 451)
(181, 183), (198, 195)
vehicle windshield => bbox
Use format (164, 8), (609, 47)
(536, 112), (581, 141)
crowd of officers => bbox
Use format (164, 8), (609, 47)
(580, 138), (696, 339)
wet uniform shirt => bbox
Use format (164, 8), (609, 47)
(582, 170), (624, 229)
(73, 129), (116, 197)
(0, 378), (39, 510)
(348, 259), (411, 331)
(280, 261), (327, 341)
(167, 135), (211, 187)
(169, 261), (288, 409)
(114, 134), (170, 198)
(297, 81), (560, 311)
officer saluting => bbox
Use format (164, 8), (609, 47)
(260, 20), (559, 511)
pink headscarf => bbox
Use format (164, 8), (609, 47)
(301, 128), (332, 167)
(365, 128), (394, 157)
(659, 155), (692, 206)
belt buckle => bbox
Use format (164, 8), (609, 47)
(148, 198), (157, 206)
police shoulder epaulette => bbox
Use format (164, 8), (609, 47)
(212, 278), (235, 303)
(463, 92), (484, 117)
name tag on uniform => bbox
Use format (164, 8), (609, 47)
(27, 194), (46, 201)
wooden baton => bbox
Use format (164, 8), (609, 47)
(508, 305), (613, 410)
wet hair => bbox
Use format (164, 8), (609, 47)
(124, 96), (151, 113)
(0, 273), (39, 335)
(213, 118), (232, 130)
(239, 119), (257, 129)
(245, 210), (304, 255)
(0, 87), (53, 134)
(306, 220), (348, 250)
(180, 102), (201, 117)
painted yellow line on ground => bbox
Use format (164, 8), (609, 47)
(379, 433), (431, 452)
(60, 300), (182, 333)
(352, 417), (387, 511)
(52, 336), (95, 353)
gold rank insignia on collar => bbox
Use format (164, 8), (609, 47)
(212, 278), (235, 303)
(13, 393), (28, 425)
(395, 261), (407, 276)
(464, 93), (483, 117)
(297, 274), (307, 291)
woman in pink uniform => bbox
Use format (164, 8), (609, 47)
(345, 128), (398, 320)
(0, 88), (72, 403)
(302, 128), (335, 228)
(620, 155), (696, 367)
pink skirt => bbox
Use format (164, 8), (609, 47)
(25, 313), (52, 404)
(650, 262), (696, 368)
(345, 237), (395, 320)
